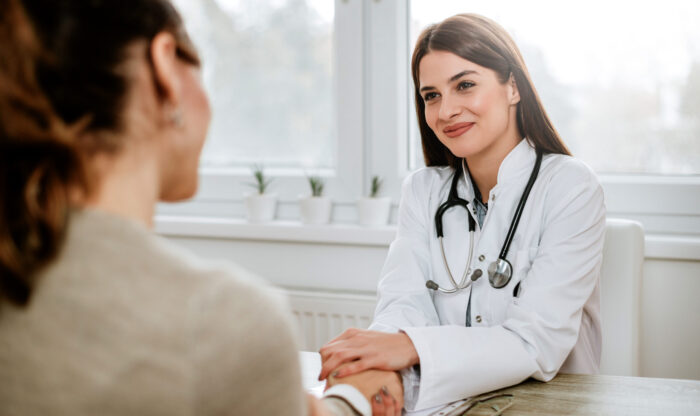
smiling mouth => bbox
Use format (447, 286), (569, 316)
(443, 122), (475, 138)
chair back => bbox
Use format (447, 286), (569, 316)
(599, 218), (644, 376)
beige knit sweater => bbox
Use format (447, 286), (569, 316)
(0, 209), (331, 415)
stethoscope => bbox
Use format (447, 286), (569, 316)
(426, 150), (542, 293)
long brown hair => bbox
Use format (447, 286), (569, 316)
(0, 0), (199, 307)
(412, 13), (571, 167)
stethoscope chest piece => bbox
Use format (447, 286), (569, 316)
(487, 258), (512, 289)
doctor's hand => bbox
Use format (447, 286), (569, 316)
(318, 328), (419, 381)
(325, 363), (403, 416)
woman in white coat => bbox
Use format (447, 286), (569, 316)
(319, 13), (606, 412)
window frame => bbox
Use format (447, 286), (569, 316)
(159, 0), (700, 237)
(160, 0), (369, 222)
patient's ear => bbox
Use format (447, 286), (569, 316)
(149, 31), (182, 105)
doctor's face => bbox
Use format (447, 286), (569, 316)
(418, 51), (520, 161)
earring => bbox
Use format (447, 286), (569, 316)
(170, 108), (184, 128)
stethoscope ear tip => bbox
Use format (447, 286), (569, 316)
(426, 280), (439, 290)
(471, 269), (483, 281)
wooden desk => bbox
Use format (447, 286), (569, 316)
(488, 373), (700, 415)
(300, 352), (700, 415)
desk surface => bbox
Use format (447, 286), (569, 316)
(300, 352), (700, 415)
(491, 373), (700, 415)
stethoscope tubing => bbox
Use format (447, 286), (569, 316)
(498, 151), (543, 260)
(436, 230), (475, 293)
(428, 150), (542, 293)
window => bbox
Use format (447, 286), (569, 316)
(172, 0), (336, 171)
(405, 1), (700, 235)
(408, 1), (700, 175)
(162, 0), (699, 236)
(164, 0), (367, 220)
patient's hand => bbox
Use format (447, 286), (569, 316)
(307, 393), (332, 416)
(326, 363), (403, 414)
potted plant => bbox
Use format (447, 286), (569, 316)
(244, 165), (277, 223)
(357, 175), (391, 226)
(299, 175), (332, 224)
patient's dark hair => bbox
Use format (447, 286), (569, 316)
(0, 0), (199, 306)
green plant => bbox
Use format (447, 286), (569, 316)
(369, 175), (382, 198)
(247, 164), (272, 194)
(307, 176), (325, 197)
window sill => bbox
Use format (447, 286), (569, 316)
(645, 234), (700, 261)
(154, 215), (396, 247)
(155, 215), (700, 261)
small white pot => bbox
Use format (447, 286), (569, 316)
(357, 197), (391, 227)
(299, 196), (332, 225)
(245, 193), (277, 223)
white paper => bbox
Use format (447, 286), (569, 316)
(300, 351), (325, 398)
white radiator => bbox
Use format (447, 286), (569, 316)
(284, 289), (377, 351)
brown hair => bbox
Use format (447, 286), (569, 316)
(411, 13), (571, 167)
(0, 0), (199, 307)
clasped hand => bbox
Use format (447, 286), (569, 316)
(318, 329), (420, 415)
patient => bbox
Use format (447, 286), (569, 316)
(0, 0), (400, 415)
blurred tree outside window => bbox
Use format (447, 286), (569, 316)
(172, 0), (336, 171)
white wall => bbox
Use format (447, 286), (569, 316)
(157, 217), (700, 381)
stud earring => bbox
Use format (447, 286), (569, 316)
(170, 108), (184, 128)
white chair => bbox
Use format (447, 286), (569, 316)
(599, 218), (645, 376)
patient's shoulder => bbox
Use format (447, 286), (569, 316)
(141, 222), (306, 414)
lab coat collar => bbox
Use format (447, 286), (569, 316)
(460, 160), (477, 203)
(497, 138), (537, 186)
(461, 138), (536, 199)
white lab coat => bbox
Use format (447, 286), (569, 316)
(369, 139), (606, 411)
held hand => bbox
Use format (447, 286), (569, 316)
(307, 393), (332, 416)
(370, 385), (401, 416)
(318, 328), (419, 380)
(326, 364), (403, 416)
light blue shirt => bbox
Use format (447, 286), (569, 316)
(466, 174), (488, 327)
